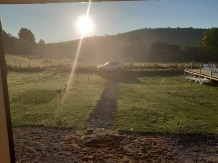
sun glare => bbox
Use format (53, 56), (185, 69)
(77, 17), (93, 33)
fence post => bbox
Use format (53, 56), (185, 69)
(210, 64), (212, 83)
(210, 65), (213, 83)
(184, 62), (186, 75)
(190, 62), (193, 76)
(199, 63), (201, 78)
(177, 60), (178, 69)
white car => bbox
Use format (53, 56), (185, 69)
(97, 61), (124, 71)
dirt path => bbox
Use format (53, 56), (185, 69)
(88, 79), (117, 129)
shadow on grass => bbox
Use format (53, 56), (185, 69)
(98, 71), (141, 84)
(187, 77), (218, 87)
(97, 69), (183, 84)
(205, 80), (218, 87)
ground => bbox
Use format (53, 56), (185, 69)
(13, 78), (218, 163)
(13, 127), (218, 163)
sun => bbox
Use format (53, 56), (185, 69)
(77, 17), (93, 33)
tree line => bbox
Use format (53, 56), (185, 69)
(2, 27), (218, 63)
(3, 28), (45, 55)
(147, 27), (218, 62)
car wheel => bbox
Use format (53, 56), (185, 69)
(100, 68), (105, 74)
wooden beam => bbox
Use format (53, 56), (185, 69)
(0, 0), (145, 4)
(184, 69), (218, 82)
(0, 19), (15, 163)
(184, 62), (186, 75)
(210, 64), (212, 83)
(199, 63), (201, 78)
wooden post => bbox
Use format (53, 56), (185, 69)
(0, 18), (15, 163)
(210, 64), (212, 83)
(184, 62), (186, 75)
(199, 63), (201, 78)
(177, 60), (178, 69)
(190, 62), (193, 76)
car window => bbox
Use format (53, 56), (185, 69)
(111, 62), (118, 65)
(104, 62), (110, 65)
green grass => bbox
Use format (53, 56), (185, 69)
(8, 69), (218, 134)
(8, 71), (107, 129)
(115, 75), (218, 134)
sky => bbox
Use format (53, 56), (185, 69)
(0, 0), (217, 43)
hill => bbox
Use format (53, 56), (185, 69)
(44, 27), (205, 62)
(125, 27), (205, 48)
(3, 27), (206, 63)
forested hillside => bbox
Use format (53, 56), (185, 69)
(44, 28), (206, 62)
(5, 27), (218, 63)
(125, 27), (205, 48)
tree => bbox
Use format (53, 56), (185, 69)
(3, 30), (19, 54)
(18, 28), (36, 44)
(17, 28), (36, 55)
(38, 39), (45, 45)
(34, 39), (46, 55)
(148, 42), (182, 62)
(128, 35), (144, 48)
(199, 28), (218, 58)
(120, 35), (147, 62)
(183, 45), (202, 61)
(38, 39), (45, 50)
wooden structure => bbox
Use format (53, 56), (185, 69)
(0, 0), (138, 3)
(184, 63), (218, 83)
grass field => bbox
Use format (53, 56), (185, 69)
(115, 75), (218, 134)
(8, 71), (107, 129)
(7, 64), (218, 134)
(5, 54), (193, 73)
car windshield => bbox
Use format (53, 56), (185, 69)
(104, 62), (110, 65)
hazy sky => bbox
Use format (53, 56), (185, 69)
(0, 0), (217, 43)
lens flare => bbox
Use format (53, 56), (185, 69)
(60, 0), (92, 107)
(77, 17), (93, 33)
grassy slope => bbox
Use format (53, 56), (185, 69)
(8, 71), (107, 129)
(116, 75), (218, 134)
